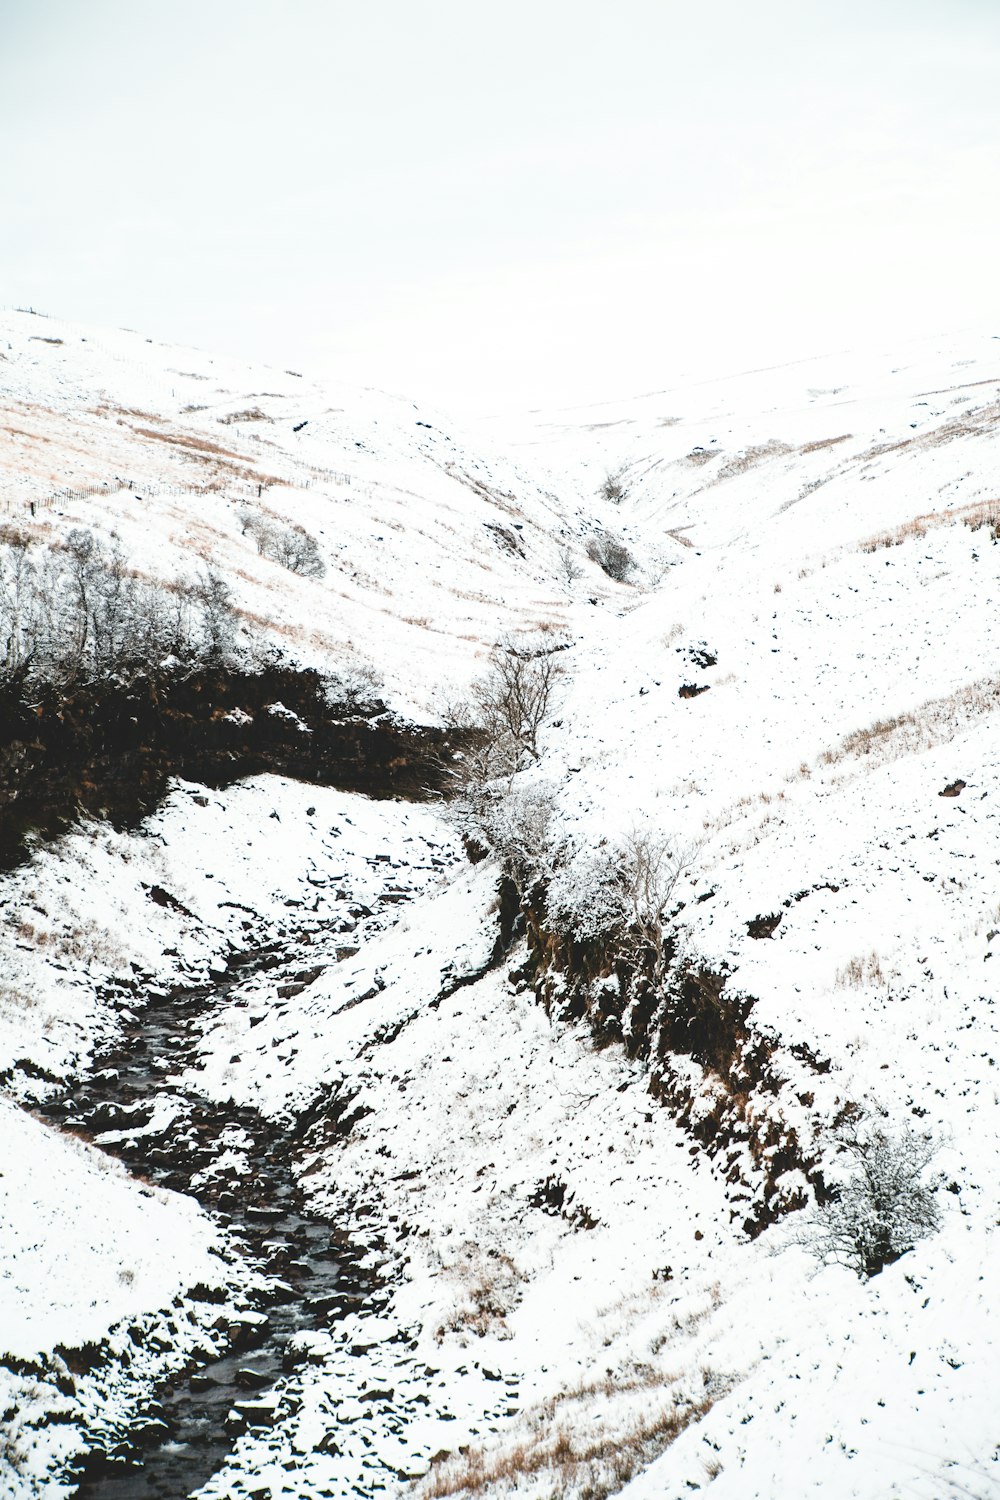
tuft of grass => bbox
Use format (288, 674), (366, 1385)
(433, 1249), (525, 1343)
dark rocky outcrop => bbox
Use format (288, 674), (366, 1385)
(511, 883), (827, 1235)
(0, 665), (464, 867)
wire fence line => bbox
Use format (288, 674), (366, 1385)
(0, 468), (364, 519)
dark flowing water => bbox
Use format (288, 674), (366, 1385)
(37, 951), (380, 1500)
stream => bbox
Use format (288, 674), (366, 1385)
(37, 948), (380, 1500)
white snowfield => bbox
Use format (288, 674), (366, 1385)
(0, 311), (998, 1498)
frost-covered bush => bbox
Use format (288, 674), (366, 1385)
(547, 842), (629, 943)
(238, 508), (325, 578)
(792, 1122), (942, 1278)
(450, 777), (556, 889)
(599, 468), (628, 503)
(546, 830), (692, 979)
(0, 526), (236, 690)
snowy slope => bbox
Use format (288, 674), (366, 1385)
(1, 318), (998, 1499)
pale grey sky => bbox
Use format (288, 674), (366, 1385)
(2, 1), (999, 412)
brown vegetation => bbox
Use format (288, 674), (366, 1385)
(818, 678), (1000, 771)
(417, 1377), (720, 1500)
(860, 497), (1000, 552)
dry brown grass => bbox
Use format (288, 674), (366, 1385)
(818, 677), (1000, 772)
(11, 917), (126, 969)
(860, 497), (1000, 552)
(416, 1376), (721, 1500)
(217, 407), (271, 425)
(836, 951), (885, 988)
(799, 434), (853, 454)
(716, 440), (793, 482)
(856, 400), (1000, 467)
(0, 981), (38, 1013)
(418, 1278), (731, 1499)
(433, 1249), (524, 1343)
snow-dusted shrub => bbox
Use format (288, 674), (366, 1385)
(558, 547), (584, 586)
(586, 533), (634, 581)
(322, 658), (385, 714)
(599, 468), (628, 503)
(481, 778), (557, 888)
(238, 507), (325, 577)
(451, 776), (557, 889)
(547, 830), (692, 979)
(547, 842), (629, 944)
(792, 1122), (942, 1278)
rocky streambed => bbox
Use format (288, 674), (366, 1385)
(36, 949), (383, 1500)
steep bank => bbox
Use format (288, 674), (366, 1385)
(0, 663), (461, 867)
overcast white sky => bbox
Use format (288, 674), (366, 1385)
(2, 1), (999, 413)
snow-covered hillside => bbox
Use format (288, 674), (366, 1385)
(1, 316), (998, 1500)
(0, 309), (648, 714)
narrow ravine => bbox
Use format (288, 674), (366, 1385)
(36, 950), (382, 1500)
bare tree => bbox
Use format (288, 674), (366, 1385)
(442, 634), (568, 872)
(463, 633), (567, 781)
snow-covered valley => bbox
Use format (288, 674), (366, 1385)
(0, 311), (998, 1499)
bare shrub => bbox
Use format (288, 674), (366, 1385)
(238, 507), (325, 577)
(558, 547), (584, 586)
(600, 469), (628, 503)
(586, 533), (634, 582)
(790, 1121), (942, 1278)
